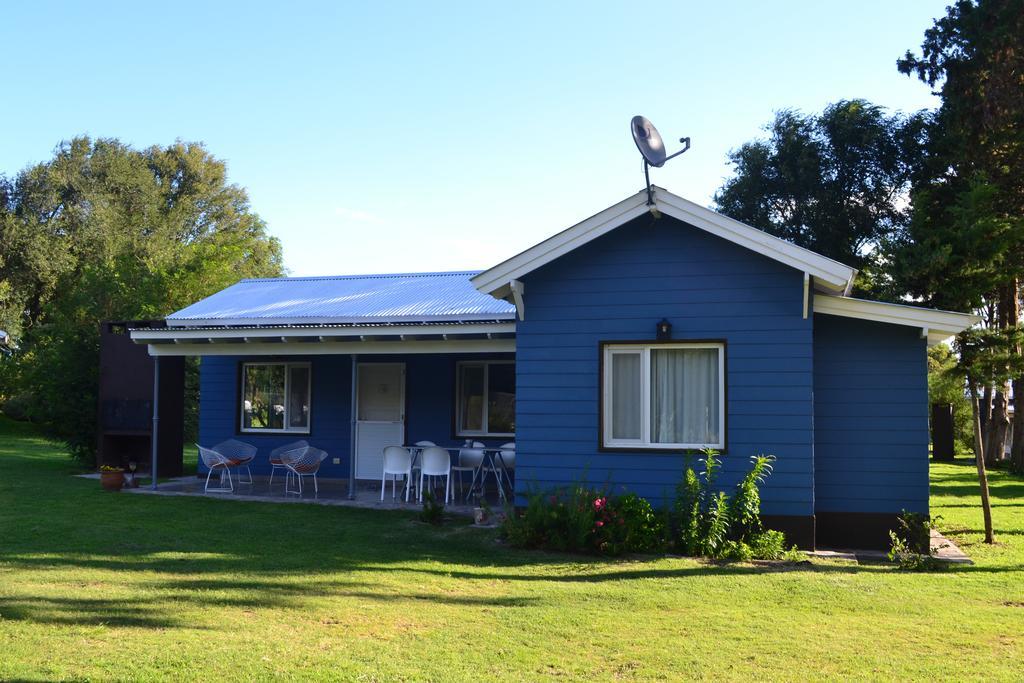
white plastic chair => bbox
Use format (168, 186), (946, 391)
(452, 445), (485, 502)
(381, 446), (413, 502)
(419, 446), (452, 504)
(283, 446), (328, 497)
(409, 440), (436, 498)
(269, 440), (309, 489)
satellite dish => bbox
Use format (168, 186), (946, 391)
(631, 116), (667, 167)
(630, 115), (691, 205)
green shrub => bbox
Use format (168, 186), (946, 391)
(669, 450), (787, 561)
(747, 529), (787, 560)
(419, 490), (445, 526)
(729, 455), (774, 541)
(888, 510), (945, 571)
(504, 450), (787, 561)
(501, 485), (597, 553)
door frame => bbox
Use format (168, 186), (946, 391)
(354, 361), (407, 480)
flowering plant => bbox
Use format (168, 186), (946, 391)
(99, 465), (125, 473)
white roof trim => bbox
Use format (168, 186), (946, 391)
(131, 322), (516, 344)
(145, 338), (515, 357)
(472, 186), (858, 296)
(813, 294), (981, 346)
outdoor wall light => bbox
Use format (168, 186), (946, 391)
(656, 318), (672, 340)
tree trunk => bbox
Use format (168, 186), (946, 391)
(1011, 377), (1024, 474)
(1008, 280), (1023, 474)
(985, 388), (1010, 466)
(980, 383), (993, 431)
(968, 376), (996, 544)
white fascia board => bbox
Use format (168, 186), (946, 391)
(165, 312), (514, 327)
(131, 322), (517, 344)
(146, 338), (515, 357)
(813, 294), (981, 344)
(472, 186), (857, 296)
(471, 190), (651, 295)
(654, 191), (857, 294)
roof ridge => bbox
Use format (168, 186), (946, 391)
(240, 270), (483, 283)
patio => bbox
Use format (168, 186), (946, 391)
(125, 474), (496, 517)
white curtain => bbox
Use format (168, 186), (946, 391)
(611, 353), (641, 440)
(651, 348), (719, 444)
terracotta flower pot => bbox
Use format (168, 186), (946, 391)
(101, 471), (125, 492)
(473, 507), (490, 525)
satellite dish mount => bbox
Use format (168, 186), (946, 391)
(631, 115), (691, 206)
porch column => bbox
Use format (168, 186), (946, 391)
(150, 355), (160, 490)
(347, 354), (358, 499)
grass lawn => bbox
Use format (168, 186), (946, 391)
(1, 416), (1022, 681)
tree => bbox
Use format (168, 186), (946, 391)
(713, 99), (928, 295)
(0, 137), (284, 462)
(891, 0), (1024, 472)
(952, 327), (1024, 543)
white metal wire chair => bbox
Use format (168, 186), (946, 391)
(196, 439), (258, 493)
(381, 446), (413, 502)
(268, 440), (309, 489)
(419, 446), (452, 504)
(283, 446), (328, 497)
(197, 444), (233, 493)
(213, 439), (257, 485)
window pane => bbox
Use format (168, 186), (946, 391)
(288, 365), (310, 429)
(487, 363), (515, 434)
(611, 353), (642, 440)
(459, 364), (485, 432)
(243, 364), (285, 430)
(650, 348), (720, 445)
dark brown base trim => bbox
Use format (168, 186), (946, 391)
(762, 515), (816, 551)
(816, 511), (904, 551)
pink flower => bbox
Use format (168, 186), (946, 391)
(594, 497), (606, 510)
(595, 520), (604, 527)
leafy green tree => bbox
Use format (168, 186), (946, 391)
(952, 326), (1024, 542)
(891, 0), (1024, 472)
(0, 137), (283, 462)
(714, 99), (928, 294)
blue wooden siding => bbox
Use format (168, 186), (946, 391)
(515, 215), (815, 515)
(198, 353), (513, 476)
(812, 315), (929, 514)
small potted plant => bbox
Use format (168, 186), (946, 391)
(99, 465), (125, 491)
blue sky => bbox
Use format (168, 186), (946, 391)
(2, 1), (946, 277)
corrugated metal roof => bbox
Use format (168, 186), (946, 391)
(167, 271), (516, 326)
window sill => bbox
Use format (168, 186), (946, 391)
(240, 428), (311, 435)
(599, 444), (725, 453)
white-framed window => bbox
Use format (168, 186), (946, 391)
(240, 362), (311, 433)
(456, 360), (515, 437)
(602, 342), (725, 450)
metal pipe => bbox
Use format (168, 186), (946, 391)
(347, 354), (359, 499)
(150, 355), (160, 490)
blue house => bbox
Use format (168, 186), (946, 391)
(132, 187), (978, 548)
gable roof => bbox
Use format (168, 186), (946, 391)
(166, 271), (516, 327)
(471, 186), (859, 298)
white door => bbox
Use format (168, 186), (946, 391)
(354, 363), (406, 480)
